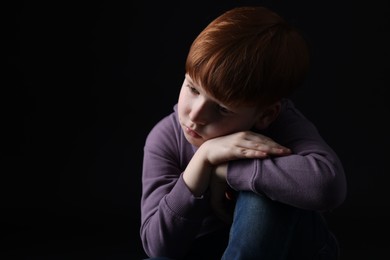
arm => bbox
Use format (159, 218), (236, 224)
(140, 114), (209, 258)
(141, 112), (291, 257)
(227, 100), (347, 211)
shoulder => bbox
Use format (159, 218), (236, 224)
(279, 98), (309, 121)
(144, 104), (192, 155)
(143, 104), (195, 167)
(266, 98), (321, 142)
(274, 99), (315, 127)
(145, 105), (181, 144)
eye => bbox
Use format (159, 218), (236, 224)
(187, 85), (200, 95)
(218, 105), (232, 115)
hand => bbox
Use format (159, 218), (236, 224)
(183, 130), (290, 197)
(209, 164), (234, 224)
(202, 130), (291, 166)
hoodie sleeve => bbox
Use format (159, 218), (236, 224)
(227, 100), (347, 211)
(140, 112), (212, 258)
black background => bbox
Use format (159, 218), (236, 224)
(3, 0), (389, 259)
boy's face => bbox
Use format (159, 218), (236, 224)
(178, 74), (259, 147)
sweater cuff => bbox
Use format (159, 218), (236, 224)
(164, 175), (210, 220)
(227, 159), (257, 191)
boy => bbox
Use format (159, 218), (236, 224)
(140, 6), (346, 259)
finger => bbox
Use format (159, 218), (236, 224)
(239, 136), (291, 155)
(242, 132), (288, 147)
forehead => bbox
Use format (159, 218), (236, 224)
(185, 74), (199, 86)
(184, 74), (220, 102)
(184, 74), (259, 112)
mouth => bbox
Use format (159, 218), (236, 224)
(184, 126), (201, 138)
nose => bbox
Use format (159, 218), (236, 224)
(189, 98), (212, 125)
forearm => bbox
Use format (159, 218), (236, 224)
(227, 152), (346, 211)
(141, 176), (210, 257)
(141, 144), (215, 257)
(183, 145), (213, 197)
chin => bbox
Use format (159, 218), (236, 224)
(184, 135), (204, 147)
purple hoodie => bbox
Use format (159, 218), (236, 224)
(140, 98), (347, 257)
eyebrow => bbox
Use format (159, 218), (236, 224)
(185, 74), (193, 84)
(185, 75), (237, 112)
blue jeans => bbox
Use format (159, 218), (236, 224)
(222, 191), (339, 259)
(146, 191), (339, 259)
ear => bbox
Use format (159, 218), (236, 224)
(254, 101), (281, 130)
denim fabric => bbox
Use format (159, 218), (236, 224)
(222, 191), (339, 260)
(146, 191), (339, 260)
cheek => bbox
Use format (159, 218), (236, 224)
(178, 91), (190, 116)
(216, 118), (256, 135)
(178, 96), (185, 109)
(206, 123), (236, 139)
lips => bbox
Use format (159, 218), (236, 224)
(185, 126), (201, 138)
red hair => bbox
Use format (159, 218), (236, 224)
(185, 6), (310, 108)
